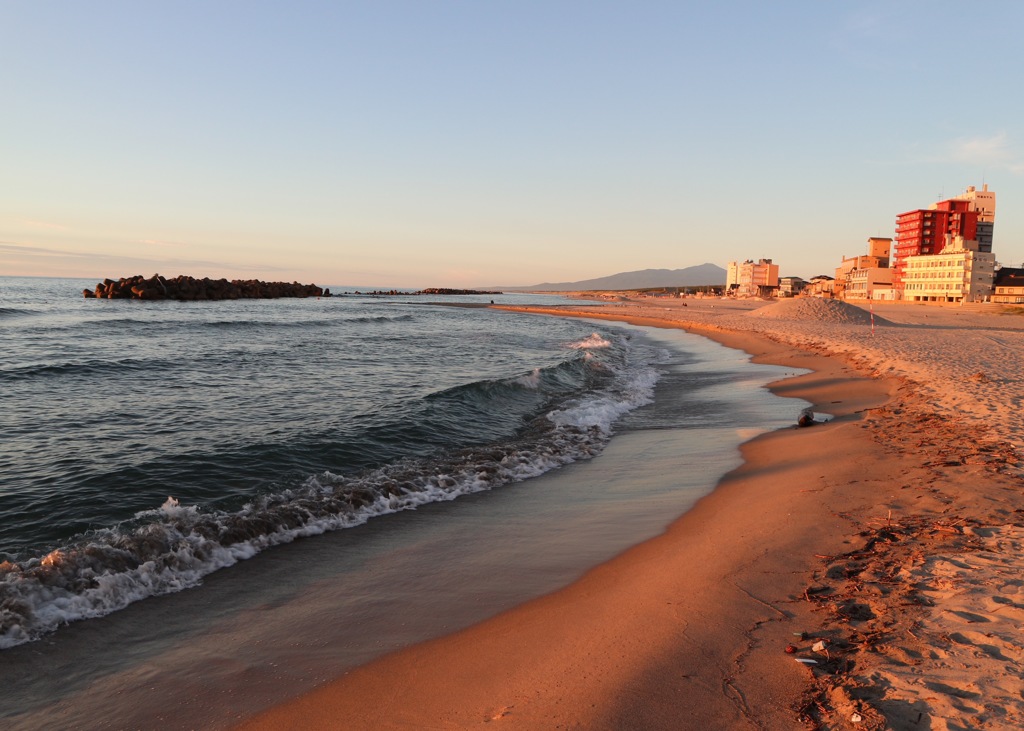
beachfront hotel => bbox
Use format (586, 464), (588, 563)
(889, 185), (997, 303)
(900, 245), (996, 303)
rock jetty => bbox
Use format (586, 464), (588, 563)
(82, 274), (331, 301)
(351, 288), (502, 296)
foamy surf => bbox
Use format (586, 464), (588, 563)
(570, 332), (612, 349)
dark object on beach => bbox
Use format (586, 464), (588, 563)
(798, 408), (816, 428)
(82, 274), (331, 301)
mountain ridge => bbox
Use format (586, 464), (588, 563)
(504, 263), (727, 291)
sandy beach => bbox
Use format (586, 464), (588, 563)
(238, 297), (1024, 730)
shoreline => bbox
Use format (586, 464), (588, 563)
(0, 305), (802, 731)
(237, 302), (997, 729)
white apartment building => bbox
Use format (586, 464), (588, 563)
(901, 242), (995, 303)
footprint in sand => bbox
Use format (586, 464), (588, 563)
(923, 680), (986, 715)
(948, 631), (1018, 662)
(988, 595), (1024, 616)
(944, 609), (991, 624)
(996, 580), (1022, 595)
(924, 680), (982, 700)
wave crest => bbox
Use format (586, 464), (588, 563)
(0, 412), (624, 648)
(569, 333), (611, 349)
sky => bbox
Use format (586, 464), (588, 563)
(3, 1), (1024, 288)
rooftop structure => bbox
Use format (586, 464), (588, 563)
(939, 184), (996, 222)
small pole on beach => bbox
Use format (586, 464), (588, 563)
(870, 301), (875, 336)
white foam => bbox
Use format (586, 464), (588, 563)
(547, 371), (657, 433)
(569, 332), (611, 349)
(550, 333), (659, 433)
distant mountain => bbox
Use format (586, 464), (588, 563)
(512, 263), (727, 291)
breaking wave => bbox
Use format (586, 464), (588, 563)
(0, 330), (661, 648)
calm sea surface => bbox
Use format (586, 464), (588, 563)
(0, 276), (804, 654)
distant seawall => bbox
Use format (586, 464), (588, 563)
(83, 274), (331, 301)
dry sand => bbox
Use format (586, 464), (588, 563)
(238, 297), (1024, 731)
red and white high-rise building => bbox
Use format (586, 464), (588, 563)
(891, 185), (995, 299)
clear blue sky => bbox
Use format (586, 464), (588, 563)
(3, 1), (1023, 287)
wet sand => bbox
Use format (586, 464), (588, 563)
(239, 298), (1024, 730)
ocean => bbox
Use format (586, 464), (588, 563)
(0, 276), (806, 729)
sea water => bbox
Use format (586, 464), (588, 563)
(0, 276), (806, 728)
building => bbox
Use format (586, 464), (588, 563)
(844, 267), (894, 301)
(726, 259), (780, 297)
(778, 276), (806, 298)
(893, 204), (977, 293)
(892, 185), (996, 298)
(991, 268), (1024, 304)
(805, 275), (835, 298)
(900, 239), (995, 303)
(941, 184), (996, 252)
(836, 237), (892, 301)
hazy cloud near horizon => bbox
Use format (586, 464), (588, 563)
(0, 242), (288, 280)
